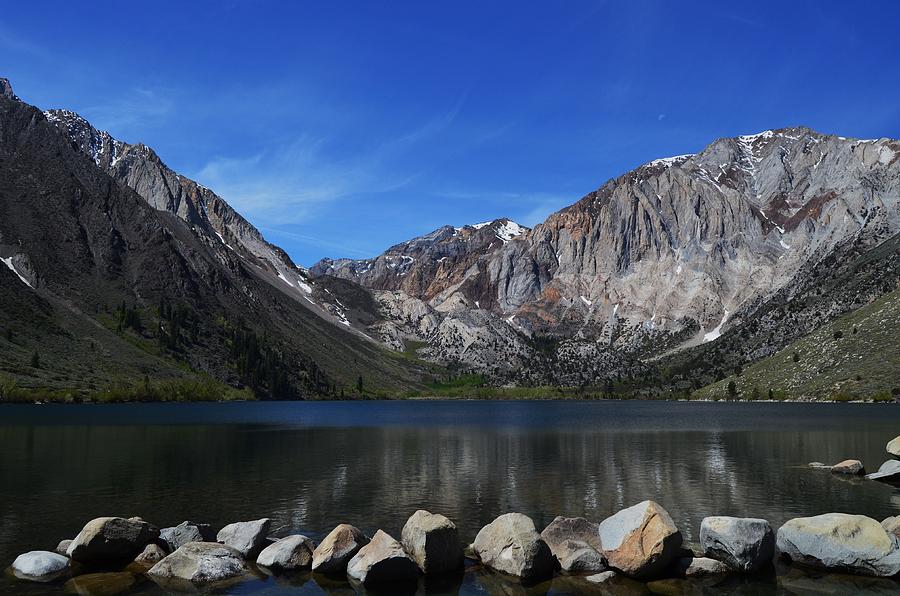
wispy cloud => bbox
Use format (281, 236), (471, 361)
(259, 227), (373, 258)
(78, 86), (174, 134)
(433, 189), (571, 227)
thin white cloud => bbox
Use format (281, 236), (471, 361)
(79, 87), (174, 134)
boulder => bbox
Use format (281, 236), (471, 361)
(831, 459), (865, 475)
(541, 516), (605, 572)
(346, 529), (419, 585)
(882, 516), (900, 538)
(472, 512), (556, 581)
(776, 513), (900, 576)
(256, 535), (316, 570)
(866, 460), (900, 481)
(11, 550), (70, 582)
(159, 521), (216, 551)
(216, 518), (270, 558)
(133, 543), (167, 566)
(887, 436), (900, 459)
(311, 524), (369, 574)
(64, 571), (137, 595)
(700, 516), (775, 572)
(598, 500), (682, 579)
(147, 542), (248, 585)
(56, 539), (72, 556)
(675, 555), (732, 577)
(400, 509), (463, 574)
(67, 517), (159, 564)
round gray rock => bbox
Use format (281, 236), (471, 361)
(256, 535), (316, 570)
(541, 516), (605, 572)
(67, 516), (159, 564)
(598, 500), (682, 579)
(473, 512), (555, 581)
(700, 516), (775, 572)
(776, 513), (900, 576)
(159, 521), (216, 551)
(148, 542), (248, 585)
(346, 529), (419, 585)
(11, 551), (70, 582)
(216, 518), (270, 558)
(401, 509), (463, 574)
(311, 524), (369, 574)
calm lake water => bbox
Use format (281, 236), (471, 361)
(2, 400), (900, 594)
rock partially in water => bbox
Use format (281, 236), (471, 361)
(64, 571), (137, 595)
(585, 570), (617, 584)
(346, 529), (419, 585)
(216, 518), (270, 558)
(67, 517), (159, 564)
(541, 516), (605, 572)
(133, 543), (167, 566)
(598, 500), (682, 579)
(401, 509), (463, 574)
(808, 462), (831, 469)
(56, 539), (72, 556)
(700, 516), (775, 572)
(887, 436), (900, 459)
(776, 513), (900, 576)
(11, 550), (70, 582)
(159, 521), (216, 551)
(473, 513), (556, 582)
(256, 535), (316, 571)
(831, 459), (865, 475)
(882, 516), (900, 538)
(147, 542), (249, 585)
(311, 523), (369, 574)
(675, 555), (732, 577)
(865, 460), (900, 481)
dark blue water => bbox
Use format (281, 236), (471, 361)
(2, 400), (900, 594)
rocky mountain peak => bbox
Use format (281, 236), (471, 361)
(0, 77), (17, 100)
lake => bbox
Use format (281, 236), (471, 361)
(2, 400), (900, 594)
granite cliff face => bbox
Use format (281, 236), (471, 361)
(313, 128), (900, 385)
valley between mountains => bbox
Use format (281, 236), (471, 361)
(1, 77), (898, 402)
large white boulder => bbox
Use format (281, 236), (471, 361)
(473, 513), (555, 581)
(11, 551), (70, 582)
(598, 501), (682, 579)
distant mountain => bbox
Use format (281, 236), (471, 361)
(312, 127), (900, 393)
(0, 78), (434, 399)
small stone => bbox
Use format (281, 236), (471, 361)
(866, 460), (900, 481)
(675, 555), (732, 577)
(159, 521), (216, 551)
(346, 530), (419, 585)
(56, 539), (72, 556)
(776, 513), (900, 576)
(67, 517), (159, 564)
(473, 513), (556, 581)
(585, 570), (617, 584)
(311, 524), (369, 574)
(133, 543), (167, 566)
(216, 518), (271, 558)
(401, 510), (463, 574)
(831, 459), (865, 475)
(11, 550), (70, 582)
(700, 516), (774, 572)
(882, 516), (900, 538)
(598, 500), (682, 579)
(64, 571), (137, 595)
(148, 542), (248, 585)
(808, 462), (832, 469)
(256, 535), (316, 570)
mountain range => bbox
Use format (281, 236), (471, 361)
(1, 77), (898, 400)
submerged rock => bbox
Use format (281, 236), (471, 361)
(808, 462), (831, 469)
(598, 500), (682, 579)
(148, 542), (248, 585)
(346, 529), (419, 585)
(776, 513), (900, 576)
(401, 509), (463, 574)
(67, 517), (158, 564)
(541, 516), (605, 572)
(700, 516), (775, 572)
(159, 521), (216, 551)
(256, 535), (316, 571)
(831, 459), (865, 475)
(216, 518), (270, 558)
(473, 512), (555, 581)
(64, 571), (137, 595)
(311, 524), (369, 574)
(11, 550), (70, 582)
(866, 460), (900, 481)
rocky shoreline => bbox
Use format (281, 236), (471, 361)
(8, 435), (900, 593)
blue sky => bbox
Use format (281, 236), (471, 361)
(3, 1), (899, 264)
